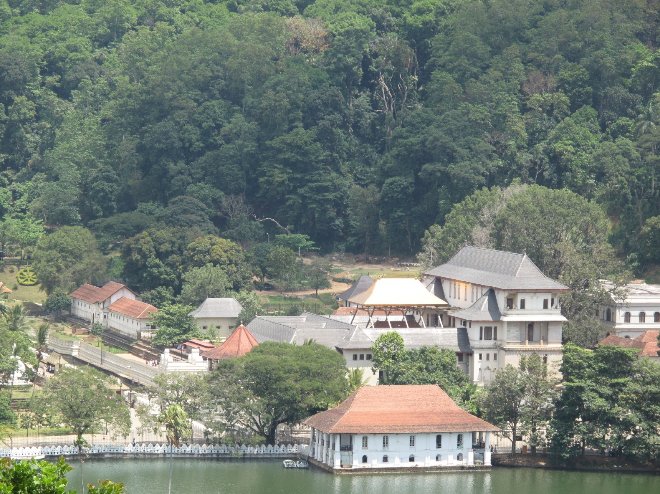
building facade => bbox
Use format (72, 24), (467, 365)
(189, 298), (243, 339)
(599, 281), (660, 338)
(305, 385), (498, 471)
(424, 246), (568, 383)
(70, 282), (135, 325)
(106, 297), (158, 339)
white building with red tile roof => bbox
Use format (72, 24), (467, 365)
(107, 297), (158, 339)
(305, 384), (498, 471)
(70, 281), (135, 325)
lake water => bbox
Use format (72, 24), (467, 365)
(67, 458), (659, 494)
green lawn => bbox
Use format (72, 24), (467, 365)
(0, 265), (46, 304)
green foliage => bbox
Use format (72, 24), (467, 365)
(151, 303), (200, 347)
(178, 264), (231, 306)
(480, 354), (557, 454)
(39, 367), (131, 451)
(32, 226), (107, 294)
(0, 458), (125, 494)
(43, 291), (71, 318)
(159, 404), (191, 448)
(184, 236), (253, 292)
(235, 290), (263, 325)
(371, 332), (472, 405)
(550, 344), (660, 462)
(16, 266), (37, 286)
(207, 341), (348, 444)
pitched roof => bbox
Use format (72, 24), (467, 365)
(337, 326), (471, 353)
(601, 280), (660, 304)
(70, 281), (128, 304)
(347, 278), (449, 307)
(189, 298), (242, 319)
(599, 330), (659, 358)
(305, 385), (498, 433)
(338, 275), (373, 301)
(107, 297), (157, 319)
(451, 288), (501, 322)
(425, 246), (568, 291)
(202, 324), (259, 360)
(183, 339), (216, 350)
(247, 313), (355, 348)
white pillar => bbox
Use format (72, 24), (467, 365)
(333, 434), (341, 468)
(484, 432), (492, 466)
(467, 450), (474, 466)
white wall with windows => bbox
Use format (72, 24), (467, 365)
(309, 430), (492, 470)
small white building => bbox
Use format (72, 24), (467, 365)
(189, 298), (242, 339)
(599, 281), (660, 338)
(70, 282), (135, 325)
(106, 297), (158, 339)
(305, 384), (498, 471)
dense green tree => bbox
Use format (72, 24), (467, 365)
(305, 260), (331, 296)
(40, 367), (131, 452)
(151, 303), (200, 347)
(32, 226), (107, 294)
(178, 264), (231, 306)
(551, 344), (660, 462)
(184, 235), (252, 292)
(207, 341), (348, 444)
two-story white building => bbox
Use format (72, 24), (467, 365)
(599, 281), (660, 338)
(70, 282), (135, 325)
(424, 246), (569, 383)
(305, 384), (498, 472)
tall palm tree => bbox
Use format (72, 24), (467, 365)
(4, 305), (29, 333)
(159, 404), (191, 494)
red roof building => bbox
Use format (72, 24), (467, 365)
(598, 330), (659, 359)
(305, 385), (498, 471)
(108, 297), (157, 319)
(70, 281), (136, 326)
(202, 324), (259, 362)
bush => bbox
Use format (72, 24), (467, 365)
(16, 266), (38, 286)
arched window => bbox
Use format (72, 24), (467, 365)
(639, 312), (646, 323)
(605, 308), (611, 322)
(361, 455), (368, 464)
(382, 455), (388, 463)
(409, 455), (415, 462)
(624, 312), (631, 323)
(655, 312), (660, 323)
(436, 454), (442, 462)
(457, 453), (464, 462)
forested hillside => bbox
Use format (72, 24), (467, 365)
(0, 0), (658, 274)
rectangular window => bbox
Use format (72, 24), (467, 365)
(479, 327), (483, 340)
(484, 326), (493, 340)
(506, 298), (514, 309)
(486, 353), (490, 361)
(457, 353), (464, 362)
(457, 434), (463, 447)
(494, 327), (498, 340)
(551, 297), (555, 308)
(520, 299), (526, 310)
(359, 354), (365, 360)
(353, 354), (357, 361)
(362, 436), (368, 449)
(366, 354), (372, 360)
(543, 299), (549, 309)
(383, 436), (389, 449)
(436, 435), (442, 448)
(410, 435), (415, 447)
(478, 353), (482, 361)
(493, 353), (497, 361)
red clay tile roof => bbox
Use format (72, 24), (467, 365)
(183, 339), (216, 350)
(305, 385), (499, 434)
(598, 330), (659, 357)
(108, 297), (157, 319)
(70, 281), (127, 304)
(202, 324), (259, 360)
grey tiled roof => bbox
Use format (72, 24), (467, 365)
(247, 313), (354, 349)
(424, 246), (568, 291)
(451, 288), (501, 322)
(189, 298), (242, 319)
(337, 326), (472, 353)
(338, 275), (373, 301)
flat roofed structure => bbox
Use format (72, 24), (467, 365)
(305, 385), (497, 471)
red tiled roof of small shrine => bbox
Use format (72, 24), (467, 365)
(183, 339), (216, 350)
(599, 330), (659, 357)
(202, 324), (259, 360)
(305, 385), (499, 434)
(108, 297), (157, 319)
(70, 281), (127, 304)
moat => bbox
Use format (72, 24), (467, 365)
(68, 458), (659, 494)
